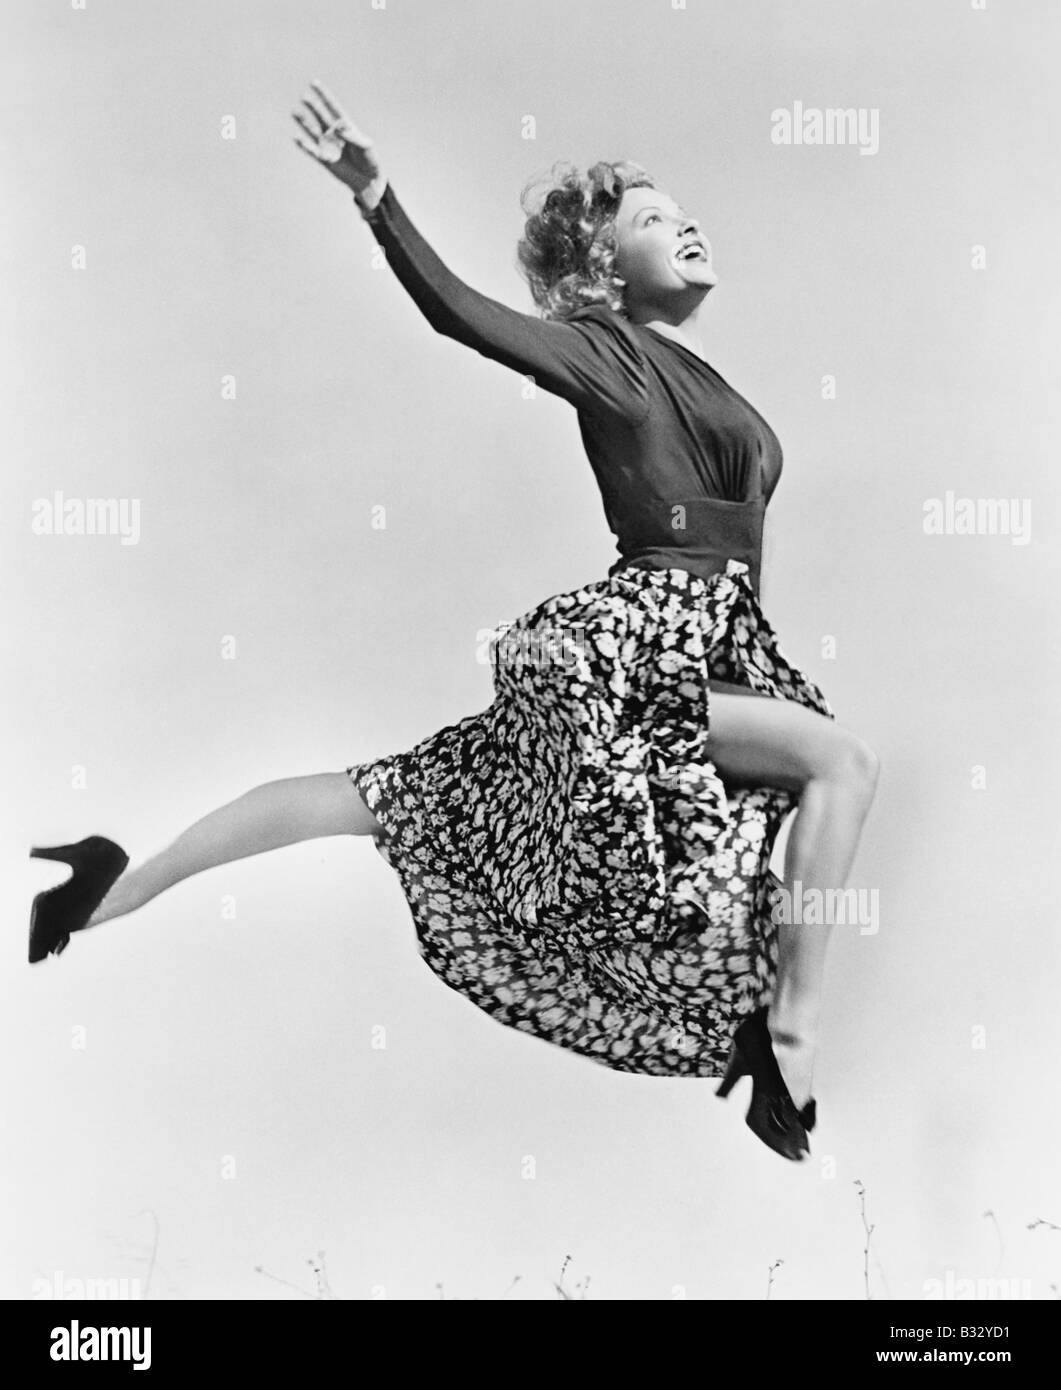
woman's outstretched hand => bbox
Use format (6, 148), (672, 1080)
(292, 81), (387, 208)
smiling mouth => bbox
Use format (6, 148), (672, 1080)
(673, 241), (710, 264)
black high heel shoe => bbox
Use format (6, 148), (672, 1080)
(28, 837), (128, 964)
(715, 1007), (813, 1161)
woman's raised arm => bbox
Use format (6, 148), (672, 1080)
(292, 83), (648, 424)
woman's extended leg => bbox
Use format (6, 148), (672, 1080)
(705, 693), (880, 1108)
(88, 774), (379, 926)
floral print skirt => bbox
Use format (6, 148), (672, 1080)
(347, 560), (833, 1078)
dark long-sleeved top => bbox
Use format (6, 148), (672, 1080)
(361, 183), (784, 596)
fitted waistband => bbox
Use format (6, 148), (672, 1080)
(609, 547), (761, 597)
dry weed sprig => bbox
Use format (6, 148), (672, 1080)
(854, 1179), (875, 1300)
(553, 1253), (590, 1300)
(255, 1250), (335, 1300)
(982, 1209), (1004, 1275)
(254, 1264), (319, 1299)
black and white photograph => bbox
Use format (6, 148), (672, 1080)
(5, 0), (1058, 1343)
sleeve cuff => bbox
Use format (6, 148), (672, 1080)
(355, 181), (390, 223)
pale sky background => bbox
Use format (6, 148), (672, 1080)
(3, 0), (1059, 1300)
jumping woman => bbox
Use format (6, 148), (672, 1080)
(29, 82), (880, 1163)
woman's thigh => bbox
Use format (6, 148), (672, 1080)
(706, 692), (873, 794)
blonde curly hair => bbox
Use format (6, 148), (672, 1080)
(516, 159), (656, 321)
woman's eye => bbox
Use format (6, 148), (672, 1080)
(645, 213), (659, 225)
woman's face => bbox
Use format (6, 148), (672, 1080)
(612, 186), (717, 310)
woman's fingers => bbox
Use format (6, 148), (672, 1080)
(300, 95), (330, 136)
(309, 80), (345, 123)
(292, 135), (324, 163)
(301, 82), (374, 150)
(292, 110), (319, 142)
(330, 118), (374, 151)
(308, 80), (374, 144)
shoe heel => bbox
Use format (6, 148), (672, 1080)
(30, 845), (78, 865)
(715, 1048), (746, 1099)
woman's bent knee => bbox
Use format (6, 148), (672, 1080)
(830, 735), (880, 797)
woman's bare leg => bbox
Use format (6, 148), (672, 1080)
(705, 693), (880, 1107)
(88, 773), (379, 926)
